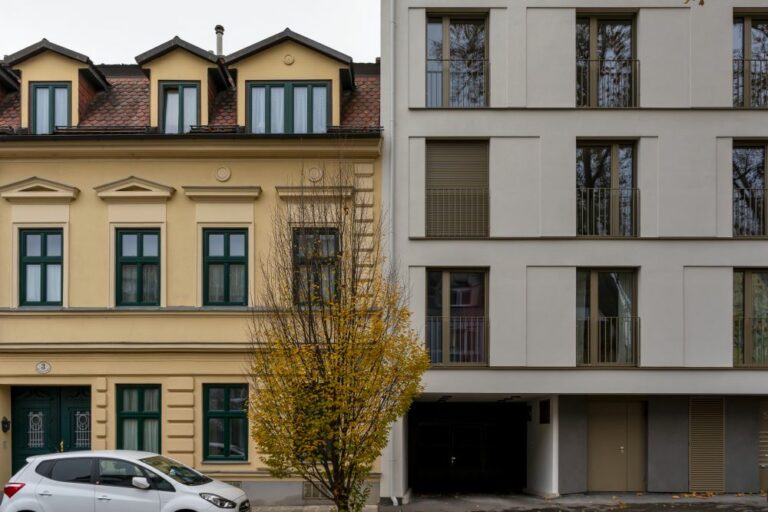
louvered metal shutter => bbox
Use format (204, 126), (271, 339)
(425, 140), (489, 238)
(689, 397), (725, 492)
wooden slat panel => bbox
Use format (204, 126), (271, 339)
(689, 397), (724, 492)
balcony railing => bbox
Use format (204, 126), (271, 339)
(577, 59), (639, 108)
(426, 188), (489, 238)
(733, 59), (768, 108)
(733, 188), (766, 237)
(577, 316), (640, 366)
(734, 317), (768, 367)
(577, 188), (639, 237)
(427, 59), (488, 108)
(426, 316), (488, 365)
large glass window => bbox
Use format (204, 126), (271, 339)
(577, 270), (638, 366)
(576, 17), (637, 107)
(20, 229), (63, 306)
(203, 384), (248, 461)
(116, 229), (160, 306)
(248, 82), (329, 134)
(576, 142), (637, 237)
(733, 17), (768, 108)
(426, 269), (487, 365)
(117, 385), (161, 453)
(427, 15), (487, 108)
(734, 270), (768, 366)
(32, 83), (70, 134)
(733, 144), (767, 236)
(203, 229), (247, 306)
(162, 83), (199, 134)
(292, 228), (339, 305)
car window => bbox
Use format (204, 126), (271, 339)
(140, 455), (212, 486)
(97, 459), (146, 488)
(50, 458), (93, 484)
(35, 460), (55, 478)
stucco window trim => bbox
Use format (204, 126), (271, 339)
(196, 223), (255, 309)
(275, 185), (353, 200)
(11, 222), (70, 309)
(0, 176), (79, 204)
(182, 186), (262, 202)
(95, 176), (176, 203)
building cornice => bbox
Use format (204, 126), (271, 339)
(183, 186), (262, 202)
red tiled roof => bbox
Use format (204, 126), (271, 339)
(341, 74), (380, 129)
(79, 77), (150, 127)
(0, 92), (20, 129)
(210, 89), (237, 126)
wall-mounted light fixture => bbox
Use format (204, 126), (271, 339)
(1, 417), (9, 433)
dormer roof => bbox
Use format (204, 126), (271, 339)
(226, 28), (352, 66)
(0, 62), (19, 91)
(4, 39), (108, 90)
(136, 36), (219, 65)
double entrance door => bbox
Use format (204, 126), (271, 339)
(11, 386), (91, 473)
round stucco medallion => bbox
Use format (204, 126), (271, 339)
(215, 167), (231, 182)
(308, 167), (324, 183)
(283, 54), (295, 66)
(35, 361), (52, 374)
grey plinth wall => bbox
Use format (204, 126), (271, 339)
(558, 395), (587, 494)
(725, 397), (760, 493)
(647, 396), (689, 492)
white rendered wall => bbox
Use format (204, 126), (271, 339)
(526, 396), (559, 498)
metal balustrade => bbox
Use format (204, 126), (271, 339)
(577, 59), (639, 108)
(577, 188), (639, 237)
(577, 316), (640, 366)
(426, 316), (489, 365)
(733, 59), (768, 108)
(427, 59), (488, 108)
(426, 188), (489, 238)
(734, 317), (768, 367)
(733, 188), (767, 236)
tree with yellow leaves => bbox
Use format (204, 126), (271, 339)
(247, 163), (429, 512)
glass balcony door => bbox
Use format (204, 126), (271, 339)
(733, 145), (767, 236)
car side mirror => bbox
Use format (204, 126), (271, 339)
(132, 477), (151, 490)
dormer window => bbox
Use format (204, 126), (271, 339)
(248, 81), (329, 134)
(32, 83), (70, 134)
(161, 82), (199, 134)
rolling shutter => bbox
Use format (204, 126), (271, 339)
(425, 140), (489, 238)
(689, 397), (724, 492)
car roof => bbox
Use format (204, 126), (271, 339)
(29, 450), (160, 463)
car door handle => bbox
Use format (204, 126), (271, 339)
(38, 491), (53, 497)
(97, 495), (112, 501)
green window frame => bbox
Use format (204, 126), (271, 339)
(203, 229), (248, 306)
(203, 384), (249, 461)
(116, 384), (161, 453)
(116, 229), (160, 306)
(292, 227), (340, 305)
(160, 81), (200, 134)
(31, 82), (71, 135)
(246, 81), (331, 134)
(20, 229), (63, 306)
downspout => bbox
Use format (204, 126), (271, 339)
(388, 0), (399, 506)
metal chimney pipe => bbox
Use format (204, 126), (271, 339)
(215, 25), (225, 56)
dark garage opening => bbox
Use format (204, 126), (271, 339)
(408, 402), (527, 494)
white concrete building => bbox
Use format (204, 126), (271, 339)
(380, 0), (768, 501)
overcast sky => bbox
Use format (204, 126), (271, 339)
(0, 0), (381, 64)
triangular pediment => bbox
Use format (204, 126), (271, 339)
(0, 176), (79, 203)
(95, 176), (175, 202)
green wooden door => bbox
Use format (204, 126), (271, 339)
(11, 387), (91, 474)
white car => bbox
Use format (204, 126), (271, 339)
(0, 450), (250, 512)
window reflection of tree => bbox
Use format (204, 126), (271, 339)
(733, 147), (765, 236)
(449, 21), (486, 107)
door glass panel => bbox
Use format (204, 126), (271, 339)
(46, 264), (62, 302)
(449, 20), (485, 107)
(733, 147), (765, 236)
(47, 233), (62, 257)
(54, 88), (68, 128)
(27, 411), (45, 448)
(596, 272), (635, 363)
(426, 20), (444, 107)
(577, 145), (612, 236)
(596, 20), (633, 107)
(51, 458), (92, 483)
(164, 89), (179, 134)
(449, 272), (485, 363)
(26, 233), (42, 256)
(251, 86), (266, 133)
(25, 265), (42, 302)
(35, 88), (51, 134)
(577, 270), (591, 364)
(734, 19), (745, 60)
(73, 410), (91, 449)
(751, 21), (768, 60)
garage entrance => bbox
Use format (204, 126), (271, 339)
(408, 402), (527, 494)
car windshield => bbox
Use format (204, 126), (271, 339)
(139, 456), (211, 486)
